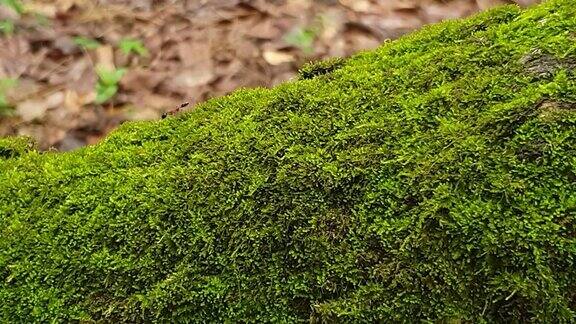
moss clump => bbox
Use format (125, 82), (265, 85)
(298, 57), (345, 79)
(1, 1), (576, 322)
(0, 136), (36, 160)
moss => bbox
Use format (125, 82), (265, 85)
(0, 136), (37, 160)
(298, 57), (346, 79)
(1, 0), (576, 322)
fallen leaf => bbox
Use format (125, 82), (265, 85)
(17, 100), (49, 122)
(284, 0), (312, 15)
(45, 91), (65, 110)
(339, 0), (371, 13)
(476, 0), (510, 10)
(319, 9), (345, 41)
(165, 67), (215, 90)
(130, 91), (176, 110)
(63, 90), (82, 112)
(177, 40), (212, 67)
(5, 78), (41, 102)
(24, 3), (58, 18)
(263, 50), (294, 65)
(53, 36), (79, 55)
(245, 18), (281, 39)
(120, 69), (166, 92)
(423, 0), (477, 22)
(95, 45), (116, 70)
(124, 105), (161, 121)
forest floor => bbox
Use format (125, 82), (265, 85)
(0, 0), (538, 150)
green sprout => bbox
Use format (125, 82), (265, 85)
(283, 26), (317, 55)
(73, 36), (102, 50)
(118, 38), (148, 57)
(33, 13), (51, 27)
(95, 67), (126, 104)
(0, 20), (14, 35)
(0, 78), (17, 116)
(0, 0), (24, 14)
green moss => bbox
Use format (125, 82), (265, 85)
(1, 1), (576, 322)
(298, 57), (345, 79)
(0, 136), (36, 160)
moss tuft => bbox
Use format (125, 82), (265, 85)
(298, 57), (345, 79)
(0, 136), (37, 160)
(1, 0), (576, 322)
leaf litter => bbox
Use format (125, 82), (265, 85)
(0, 0), (539, 150)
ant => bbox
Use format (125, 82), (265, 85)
(162, 102), (190, 119)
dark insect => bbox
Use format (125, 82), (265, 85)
(162, 102), (190, 119)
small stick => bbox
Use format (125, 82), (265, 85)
(162, 102), (190, 119)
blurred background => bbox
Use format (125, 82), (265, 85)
(0, 0), (539, 150)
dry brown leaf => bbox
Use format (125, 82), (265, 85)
(6, 78), (42, 102)
(95, 45), (115, 70)
(16, 100), (49, 122)
(133, 92), (177, 110)
(165, 67), (215, 91)
(46, 128), (67, 145)
(245, 18), (281, 39)
(392, 0), (419, 11)
(284, 0), (312, 16)
(339, 0), (372, 13)
(371, 13), (421, 32)
(476, 0), (511, 9)
(120, 69), (166, 92)
(422, 0), (477, 23)
(213, 75), (240, 94)
(319, 9), (346, 41)
(263, 50), (294, 65)
(44, 91), (65, 110)
(17, 125), (45, 142)
(24, 3), (58, 18)
(0, 37), (32, 78)
(125, 105), (161, 121)
(56, 0), (85, 12)
(177, 41), (212, 67)
(47, 58), (96, 94)
(15, 92), (62, 122)
(53, 36), (78, 55)
(63, 90), (83, 112)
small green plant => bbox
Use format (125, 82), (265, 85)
(33, 13), (51, 27)
(0, 78), (17, 116)
(73, 36), (101, 50)
(0, 0), (24, 14)
(284, 27), (317, 55)
(0, 20), (14, 35)
(118, 38), (148, 57)
(95, 66), (126, 104)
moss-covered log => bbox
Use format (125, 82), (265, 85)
(1, 0), (576, 321)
